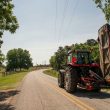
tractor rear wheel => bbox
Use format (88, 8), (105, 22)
(65, 67), (78, 93)
(58, 72), (64, 88)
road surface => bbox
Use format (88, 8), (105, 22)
(12, 70), (110, 110)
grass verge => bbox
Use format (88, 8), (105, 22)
(43, 69), (58, 78)
(0, 70), (29, 90)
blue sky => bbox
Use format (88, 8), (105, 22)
(2, 0), (106, 65)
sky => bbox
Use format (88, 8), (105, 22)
(2, 0), (106, 65)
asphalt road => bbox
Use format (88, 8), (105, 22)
(12, 70), (110, 110)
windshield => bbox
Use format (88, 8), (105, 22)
(77, 52), (91, 64)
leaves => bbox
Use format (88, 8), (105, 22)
(0, 0), (19, 34)
(0, 0), (19, 63)
(0, 52), (5, 65)
(50, 39), (100, 70)
(6, 48), (33, 71)
(50, 47), (67, 70)
(93, 0), (110, 22)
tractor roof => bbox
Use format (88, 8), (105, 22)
(68, 49), (90, 55)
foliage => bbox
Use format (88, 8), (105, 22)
(50, 39), (100, 71)
(86, 39), (97, 46)
(50, 47), (67, 70)
(0, 0), (19, 64)
(93, 0), (110, 22)
(6, 48), (33, 71)
(0, 51), (5, 65)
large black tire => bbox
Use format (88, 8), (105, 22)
(65, 67), (78, 93)
(58, 71), (64, 88)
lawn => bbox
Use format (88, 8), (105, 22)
(43, 69), (58, 78)
(0, 71), (29, 90)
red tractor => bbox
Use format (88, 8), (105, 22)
(58, 50), (107, 93)
(58, 24), (110, 93)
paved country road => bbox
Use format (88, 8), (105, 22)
(11, 70), (110, 110)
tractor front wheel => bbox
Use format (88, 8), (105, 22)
(65, 67), (78, 93)
(58, 71), (64, 88)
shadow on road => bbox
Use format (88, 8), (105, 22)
(0, 103), (15, 110)
(0, 90), (20, 110)
(0, 90), (19, 101)
(73, 89), (110, 99)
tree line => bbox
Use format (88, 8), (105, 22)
(50, 39), (99, 71)
(0, 0), (110, 70)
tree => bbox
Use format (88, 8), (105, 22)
(6, 48), (33, 71)
(22, 50), (33, 69)
(0, 51), (5, 65)
(50, 47), (67, 71)
(0, 0), (19, 63)
(6, 49), (18, 71)
(50, 39), (100, 70)
(93, 0), (110, 22)
(86, 39), (97, 46)
(50, 55), (56, 69)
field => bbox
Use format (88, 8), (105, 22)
(0, 71), (29, 90)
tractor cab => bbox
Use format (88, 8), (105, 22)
(58, 49), (106, 93)
(67, 50), (92, 65)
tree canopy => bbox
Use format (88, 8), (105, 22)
(93, 0), (110, 22)
(50, 47), (67, 71)
(50, 39), (99, 71)
(0, 0), (19, 45)
(0, 0), (19, 64)
(6, 48), (33, 71)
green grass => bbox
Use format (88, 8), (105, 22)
(43, 69), (58, 78)
(0, 71), (29, 90)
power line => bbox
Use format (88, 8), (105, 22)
(55, 0), (58, 42)
(59, 0), (69, 36)
(58, 0), (70, 46)
(63, 0), (79, 38)
(55, 0), (79, 47)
